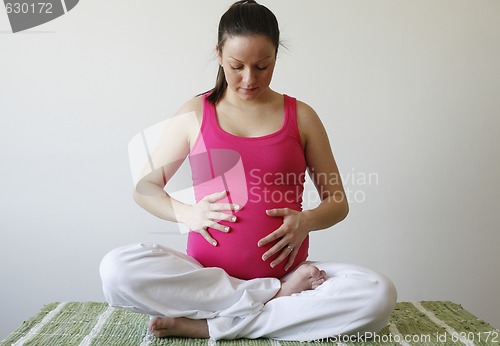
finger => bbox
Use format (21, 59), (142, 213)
(204, 190), (228, 203)
(284, 249), (298, 271)
(205, 221), (231, 233)
(210, 203), (241, 212)
(198, 228), (217, 246)
(208, 212), (237, 223)
(258, 227), (285, 247)
(269, 245), (295, 268)
(266, 208), (289, 217)
(261, 238), (288, 262)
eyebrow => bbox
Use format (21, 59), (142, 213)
(228, 56), (272, 63)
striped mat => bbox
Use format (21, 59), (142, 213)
(1, 301), (498, 345)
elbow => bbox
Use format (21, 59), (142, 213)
(343, 199), (349, 220)
(335, 190), (349, 222)
(131, 187), (142, 206)
(331, 190), (349, 222)
(339, 198), (349, 222)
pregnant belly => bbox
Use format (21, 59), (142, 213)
(187, 206), (309, 280)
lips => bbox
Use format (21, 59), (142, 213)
(240, 87), (258, 94)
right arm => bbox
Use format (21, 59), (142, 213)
(131, 97), (237, 245)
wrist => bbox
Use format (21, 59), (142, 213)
(171, 199), (192, 225)
(300, 210), (315, 232)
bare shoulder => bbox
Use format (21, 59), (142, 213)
(296, 100), (328, 144)
(171, 96), (204, 146)
(174, 96), (203, 119)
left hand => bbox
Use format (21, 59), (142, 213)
(257, 208), (310, 271)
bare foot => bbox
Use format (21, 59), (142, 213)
(148, 316), (175, 338)
(148, 316), (209, 338)
(274, 263), (326, 298)
(147, 264), (326, 338)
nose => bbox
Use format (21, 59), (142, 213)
(242, 68), (256, 86)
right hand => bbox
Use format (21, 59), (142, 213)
(186, 190), (240, 246)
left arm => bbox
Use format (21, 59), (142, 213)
(258, 101), (349, 270)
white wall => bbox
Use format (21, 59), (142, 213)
(1, 0), (499, 339)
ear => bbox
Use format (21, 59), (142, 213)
(216, 45), (222, 65)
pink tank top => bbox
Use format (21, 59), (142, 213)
(187, 94), (309, 280)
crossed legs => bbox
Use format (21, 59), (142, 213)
(148, 263), (327, 338)
(100, 243), (396, 341)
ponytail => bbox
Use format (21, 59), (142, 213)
(206, 65), (227, 105)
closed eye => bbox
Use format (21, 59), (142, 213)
(229, 65), (268, 71)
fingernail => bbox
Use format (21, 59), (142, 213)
(224, 227), (230, 232)
(231, 216), (237, 222)
(234, 205), (240, 210)
(270, 262), (276, 268)
(257, 242), (262, 247)
(262, 255), (267, 261)
(212, 241), (217, 246)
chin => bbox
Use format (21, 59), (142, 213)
(236, 87), (267, 101)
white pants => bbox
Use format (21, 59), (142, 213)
(99, 243), (397, 341)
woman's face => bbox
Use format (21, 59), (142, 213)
(219, 35), (277, 101)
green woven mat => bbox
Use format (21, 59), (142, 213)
(1, 301), (498, 345)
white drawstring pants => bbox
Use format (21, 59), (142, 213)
(99, 242), (397, 341)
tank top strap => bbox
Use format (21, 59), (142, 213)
(201, 93), (217, 133)
(201, 93), (301, 143)
(283, 94), (302, 144)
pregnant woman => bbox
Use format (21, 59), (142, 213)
(100, 0), (396, 342)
